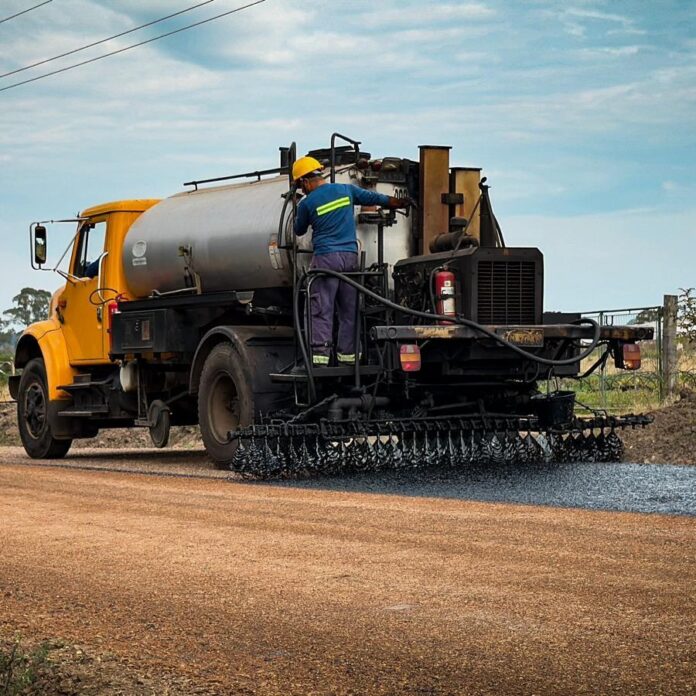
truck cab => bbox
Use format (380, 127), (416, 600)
(11, 200), (159, 455)
(59, 201), (160, 364)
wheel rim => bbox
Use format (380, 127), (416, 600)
(207, 372), (240, 444)
(24, 381), (47, 440)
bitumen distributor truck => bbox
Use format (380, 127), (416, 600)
(11, 135), (652, 476)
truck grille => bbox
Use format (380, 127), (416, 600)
(477, 260), (536, 324)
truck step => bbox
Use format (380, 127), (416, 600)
(58, 408), (109, 417)
(59, 378), (112, 392)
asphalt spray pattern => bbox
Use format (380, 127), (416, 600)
(268, 461), (696, 517)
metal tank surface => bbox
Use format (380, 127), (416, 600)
(123, 176), (292, 297)
(123, 169), (411, 298)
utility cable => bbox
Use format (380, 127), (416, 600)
(0, 0), (267, 93)
(1, 0), (219, 79)
(0, 1), (52, 26)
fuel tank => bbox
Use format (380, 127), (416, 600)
(123, 172), (411, 298)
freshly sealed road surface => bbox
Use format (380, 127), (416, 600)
(0, 449), (694, 695)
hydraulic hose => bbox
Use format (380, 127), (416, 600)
(293, 273), (316, 401)
(303, 268), (602, 367)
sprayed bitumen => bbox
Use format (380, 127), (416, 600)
(4, 446), (694, 517)
(272, 461), (696, 517)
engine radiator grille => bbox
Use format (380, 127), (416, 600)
(477, 260), (537, 324)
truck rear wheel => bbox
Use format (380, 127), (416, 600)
(198, 343), (254, 468)
(17, 358), (72, 459)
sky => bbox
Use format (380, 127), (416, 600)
(0, 0), (694, 314)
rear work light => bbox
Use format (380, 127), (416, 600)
(615, 342), (641, 370)
(399, 344), (421, 372)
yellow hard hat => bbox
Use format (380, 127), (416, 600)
(292, 155), (324, 181)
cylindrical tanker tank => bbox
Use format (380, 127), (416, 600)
(123, 170), (412, 298)
(123, 176), (295, 298)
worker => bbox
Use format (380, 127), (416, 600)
(292, 155), (410, 366)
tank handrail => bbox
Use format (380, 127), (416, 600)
(183, 166), (287, 190)
(330, 133), (361, 184)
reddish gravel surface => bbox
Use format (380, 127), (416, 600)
(1, 460), (694, 695)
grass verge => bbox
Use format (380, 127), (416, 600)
(0, 638), (51, 696)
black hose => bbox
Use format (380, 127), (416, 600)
(281, 176), (318, 401)
(293, 276), (316, 401)
(303, 268), (601, 367)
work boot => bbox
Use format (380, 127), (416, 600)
(337, 353), (361, 365)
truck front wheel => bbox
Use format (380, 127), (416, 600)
(17, 358), (72, 459)
(198, 343), (254, 468)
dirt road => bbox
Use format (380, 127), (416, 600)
(1, 455), (694, 695)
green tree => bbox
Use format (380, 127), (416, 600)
(678, 287), (696, 343)
(1, 287), (52, 331)
(630, 307), (659, 324)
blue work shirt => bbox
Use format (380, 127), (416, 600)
(294, 182), (391, 255)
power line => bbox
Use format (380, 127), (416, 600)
(1, 0), (219, 79)
(0, 0), (52, 25)
(0, 0), (267, 93)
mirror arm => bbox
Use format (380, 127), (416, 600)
(55, 269), (79, 285)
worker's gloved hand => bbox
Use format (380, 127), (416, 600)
(388, 196), (413, 209)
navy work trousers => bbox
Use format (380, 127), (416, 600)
(309, 252), (359, 358)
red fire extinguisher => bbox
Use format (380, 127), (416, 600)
(434, 269), (456, 324)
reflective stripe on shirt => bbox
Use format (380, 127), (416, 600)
(315, 196), (351, 216)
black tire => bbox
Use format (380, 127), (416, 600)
(17, 358), (72, 459)
(198, 343), (254, 468)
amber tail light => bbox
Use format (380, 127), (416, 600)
(400, 344), (422, 372)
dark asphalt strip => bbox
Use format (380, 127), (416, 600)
(3, 449), (695, 516)
(271, 462), (696, 517)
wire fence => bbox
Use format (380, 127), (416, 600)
(563, 303), (695, 412)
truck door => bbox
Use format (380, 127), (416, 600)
(60, 218), (109, 364)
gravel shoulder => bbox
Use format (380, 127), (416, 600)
(1, 462), (694, 695)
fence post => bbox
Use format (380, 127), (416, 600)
(662, 294), (678, 399)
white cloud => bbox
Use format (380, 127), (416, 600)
(579, 45), (642, 58)
(554, 6), (643, 39)
(362, 2), (496, 26)
(565, 8), (632, 26)
(606, 27), (647, 37)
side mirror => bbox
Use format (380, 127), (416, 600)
(34, 225), (47, 266)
